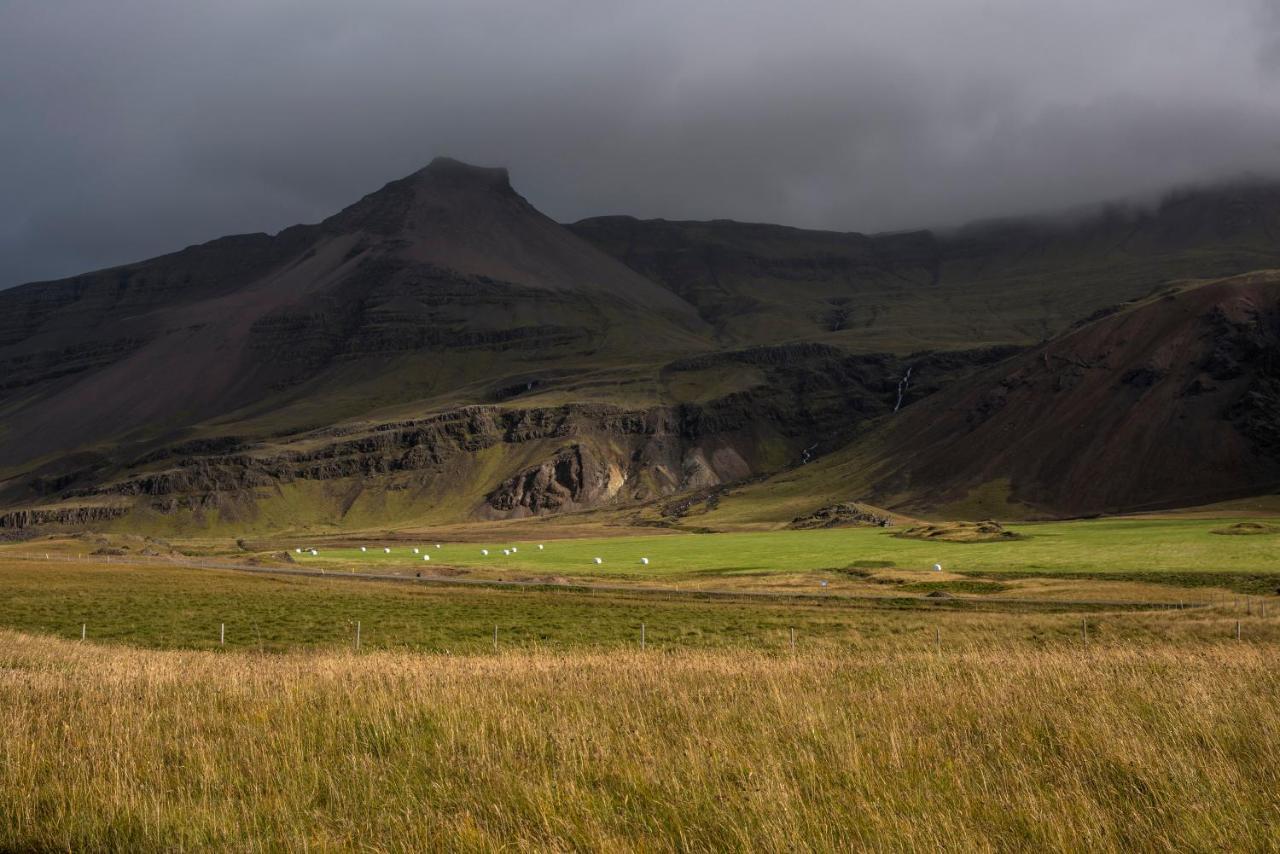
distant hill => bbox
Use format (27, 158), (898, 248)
(1, 162), (1278, 531)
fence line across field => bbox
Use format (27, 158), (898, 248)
(20, 549), (1274, 651)
(62, 606), (1269, 654)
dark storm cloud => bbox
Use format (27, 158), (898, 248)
(3, 0), (1280, 287)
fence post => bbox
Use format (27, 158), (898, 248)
(493, 624), (498, 652)
(790, 627), (796, 653)
(1236, 620), (1242, 641)
(220, 623), (225, 646)
(81, 623), (85, 641)
(641, 622), (646, 650)
(355, 620), (361, 651)
(1082, 617), (1087, 644)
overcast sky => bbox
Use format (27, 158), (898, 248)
(3, 0), (1280, 288)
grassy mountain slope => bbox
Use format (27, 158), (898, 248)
(570, 181), (1280, 352)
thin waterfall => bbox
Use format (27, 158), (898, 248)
(893, 366), (912, 412)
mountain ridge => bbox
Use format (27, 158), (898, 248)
(569, 180), (1280, 350)
(2, 161), (1279, 532)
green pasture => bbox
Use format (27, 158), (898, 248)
(296, 518), (1280, 578)
(4, 556), (1276, 655)
(0, 558), (1137, 653)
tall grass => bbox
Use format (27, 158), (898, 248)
(2, 631), (1277, 851)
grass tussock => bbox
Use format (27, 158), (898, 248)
(1, 631), (1278, 851)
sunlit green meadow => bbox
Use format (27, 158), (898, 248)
(294, 517), (1280, 578)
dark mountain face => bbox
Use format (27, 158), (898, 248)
(1, 164), (1278, 532)
(0, 158), (710, 470)
(570, 182), (1280, 351)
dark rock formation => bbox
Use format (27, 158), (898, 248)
(788, 502), (895, 529)
(0, 504), (129, 529)
(487, 445), (601, 514)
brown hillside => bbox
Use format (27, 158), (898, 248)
(864, 271), (1280, 515)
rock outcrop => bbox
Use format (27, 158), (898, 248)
(0, 504), (129, 529)
(788, 502), (897, 529)
(486, 445), (614, 515)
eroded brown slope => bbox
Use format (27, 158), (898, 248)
(863, 271), (1280, 515)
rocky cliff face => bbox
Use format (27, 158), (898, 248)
(0, 504), (130, 531)
(486, 445), (617, 515)
(0, 403), (751, 529)
(0, 404), (779, 528)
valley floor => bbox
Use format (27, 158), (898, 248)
(1, 519), (1278, 850)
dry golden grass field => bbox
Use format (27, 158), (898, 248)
(1, 533), (1278, 851)
(2, 632), (1278, 851)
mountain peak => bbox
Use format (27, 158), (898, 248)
(412, 157), (512, 192)
(323, 157), (516, 235)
